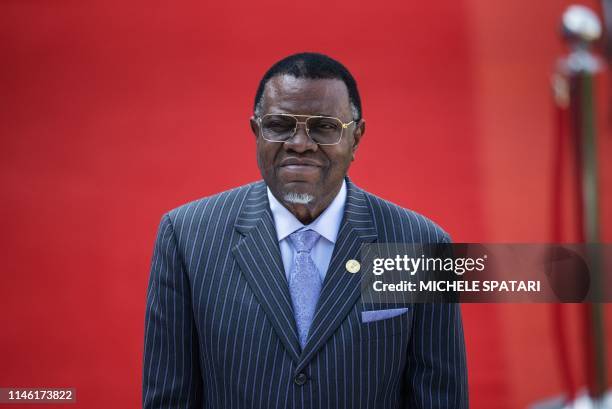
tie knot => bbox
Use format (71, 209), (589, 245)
(289, 229), (320, 253)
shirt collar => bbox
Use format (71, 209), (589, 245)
(266, 179), (347, 244)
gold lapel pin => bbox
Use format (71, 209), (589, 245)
(345, 259), (361, 274)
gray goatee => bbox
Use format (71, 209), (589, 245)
(283, 192), (314, 205)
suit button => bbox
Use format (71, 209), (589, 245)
(294, 373), (308, 386)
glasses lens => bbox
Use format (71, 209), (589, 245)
(260, 115), (297, 142)
(306, 117), (343, 144)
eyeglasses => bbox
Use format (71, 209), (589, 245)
(257, 113), (354, 146)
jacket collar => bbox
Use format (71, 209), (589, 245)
(232, 176), (377, 367)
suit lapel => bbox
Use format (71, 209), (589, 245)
(297, 178), (378, 371)
(231, 181), (302, 364)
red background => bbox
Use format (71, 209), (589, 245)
(1, 1), (611, 408)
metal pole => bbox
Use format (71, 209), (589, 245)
(559, 4), (607, 402)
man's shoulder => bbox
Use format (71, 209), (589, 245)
(164, 180), (263, 227)
(357, 186), (451, 243)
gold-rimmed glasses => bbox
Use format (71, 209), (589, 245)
(257, 113), (354, 146)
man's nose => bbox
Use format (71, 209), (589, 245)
(284, 122), (318, 152)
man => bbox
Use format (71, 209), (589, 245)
(143, 52), (468, 409)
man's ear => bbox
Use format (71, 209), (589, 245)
(250, 116), (259, 140)
(351, 119), (365, 161)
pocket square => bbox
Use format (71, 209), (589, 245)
(361, 308), (409, 323)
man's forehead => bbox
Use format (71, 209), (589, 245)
(262, 75), (350, 116)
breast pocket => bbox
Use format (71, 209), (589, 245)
(359, 307), (411, 340)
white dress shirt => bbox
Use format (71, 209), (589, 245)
(266, 179), (347, 282)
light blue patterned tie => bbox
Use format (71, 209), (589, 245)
(288, 229), (322, 349)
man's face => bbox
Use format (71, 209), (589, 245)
(250, 75), (365, 222)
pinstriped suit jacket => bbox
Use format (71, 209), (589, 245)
(143, 177), (468, 409)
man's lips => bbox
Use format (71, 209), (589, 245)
(279, 157), (323, 167)
(277, 157), (323, 179)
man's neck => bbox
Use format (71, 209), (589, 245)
(273, 181), (345, 225)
